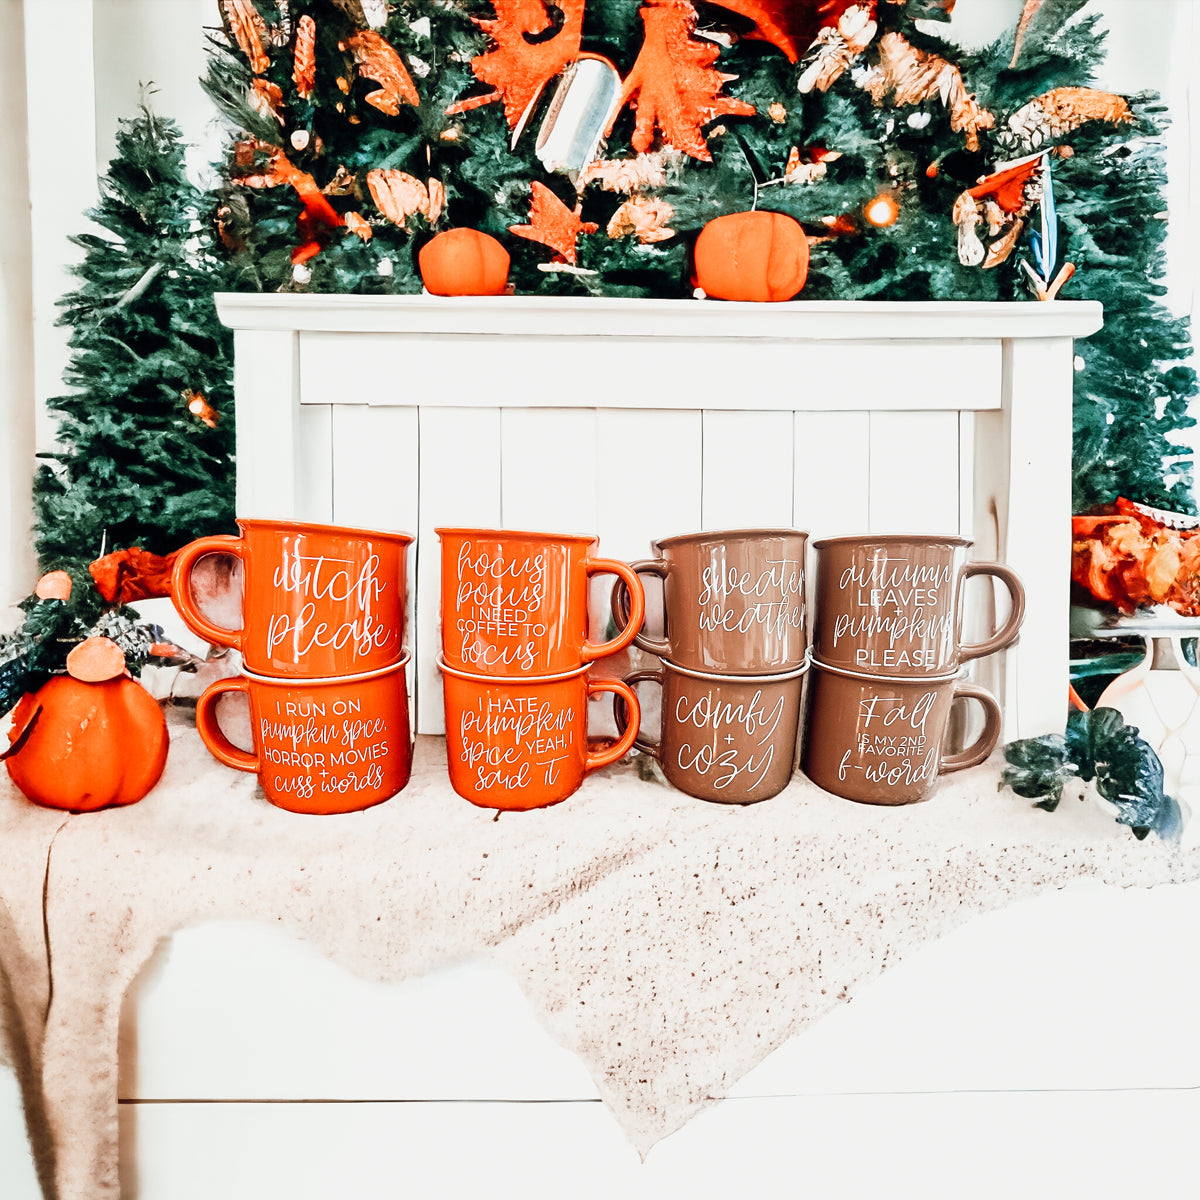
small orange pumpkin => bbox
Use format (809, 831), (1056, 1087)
(693, 210), (810, 302)
(5, 672), (169, 813)
(418, 228), (510, 296)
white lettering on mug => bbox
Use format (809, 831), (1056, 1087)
(831, 557), (955, 655)
(672, 687), (786, 792)
(261, 697), (393, 796)
(266, 550), (395, 666)
(459, 696), (577, 792)
(696, 558), (804, 641)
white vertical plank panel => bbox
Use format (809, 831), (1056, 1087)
(595, 410), (701, 683)
(234, 330), (300, 519)
(415, 407), (502, 734)
(333, 405), (420, 713)
(702, 411), (794, 530)
(794, 412), (871, 644)
(500, 409), (598, 533)
(792, 412), (870, 539)
(595, 410), (703, 561)
(958, 411), (976, 542)
(867, 411), (961, 534)
(295, 405), (333, 524)
(332, 406), (419, 534)
(998, 338), (1074, 739)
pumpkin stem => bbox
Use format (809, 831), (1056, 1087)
(66, 637), (128, 683)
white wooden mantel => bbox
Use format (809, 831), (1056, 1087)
(215, 294), (1103, 741)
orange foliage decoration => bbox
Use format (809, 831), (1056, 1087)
(859, 31), (994, 152)
(610, 0), (756, 162)
(999, 87), (1133, 153)
(705, 0), (872, 63)
(235, 139), (345, 262)
(1073, 498), (1200, 616)
(294, 13), (317, 100)
(89, 547), (181, 606)
(345, 30), (420, 114)
(221, 0), (270, 75)
(967, 155), (1043, 214)
(446, 0), (585, 130)
(509, 181), (598, 264)
(366, 169), (445, 228)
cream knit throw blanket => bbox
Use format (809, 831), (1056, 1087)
(1, 711), (1196, 1200)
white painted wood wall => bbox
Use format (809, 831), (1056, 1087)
(218, 293), (1101, 743)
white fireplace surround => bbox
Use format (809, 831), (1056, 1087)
(215, 294), (1103, 739)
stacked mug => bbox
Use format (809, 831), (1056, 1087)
(610, 529), (810, 805)
(436, 528), (646, 810)
(172, 519), (416, 815)
(802, 534), (1026, 805)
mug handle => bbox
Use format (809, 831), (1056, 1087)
(611, 669), (662, 759)
(610, 560), (670, 658)
(583, 558), (646, 662)
(959, 562), (1026, 663)
(940, 682), (1002, 774)
(171, 534), (246, 652)
(585, 678), (642, 772)
(194, 676), (259, 773)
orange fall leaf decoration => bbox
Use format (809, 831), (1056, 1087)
(345, 30), (420, 114)
(611, 0), (756, 162)
(366, 170), (444, 228)
(967, 155), (1043, 214)
(235, 139), (344, 261)
(344, 211), (373, 241)
(705, 0), (871, 63)
(509, 181), (598, 264)
(446, 0), (585, 129)
(249, 77), (285, 124)
(221, 0), (270, 75)
(294, 14), (317, 100)
(861, 31), (994, 152)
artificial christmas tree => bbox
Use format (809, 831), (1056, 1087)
(201, 0), (1195, 513)
(34, 105), (236, 575)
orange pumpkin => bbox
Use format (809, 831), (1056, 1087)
(418, 228), (510, 296)
(693, 210), (810, 302)
(5, 674), (169, 812)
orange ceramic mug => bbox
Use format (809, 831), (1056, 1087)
(438, 657), (640, 810)
(195, 654), (412, 815)
(172, 519), (413, 677)
(437, 528), (646, 676)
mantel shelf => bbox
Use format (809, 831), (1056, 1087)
(220, 291), (1097, 742)
(216, 293), (1104, 342)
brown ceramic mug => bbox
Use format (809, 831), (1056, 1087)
(801, 659), (1001, 806)
(812, 534), (1025, 677)
(611, 528), (809, 675)
(614, 659), (808, 804)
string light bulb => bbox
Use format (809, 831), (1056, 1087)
(864, 192), (901, 227)
(184, 390), (218, 429)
